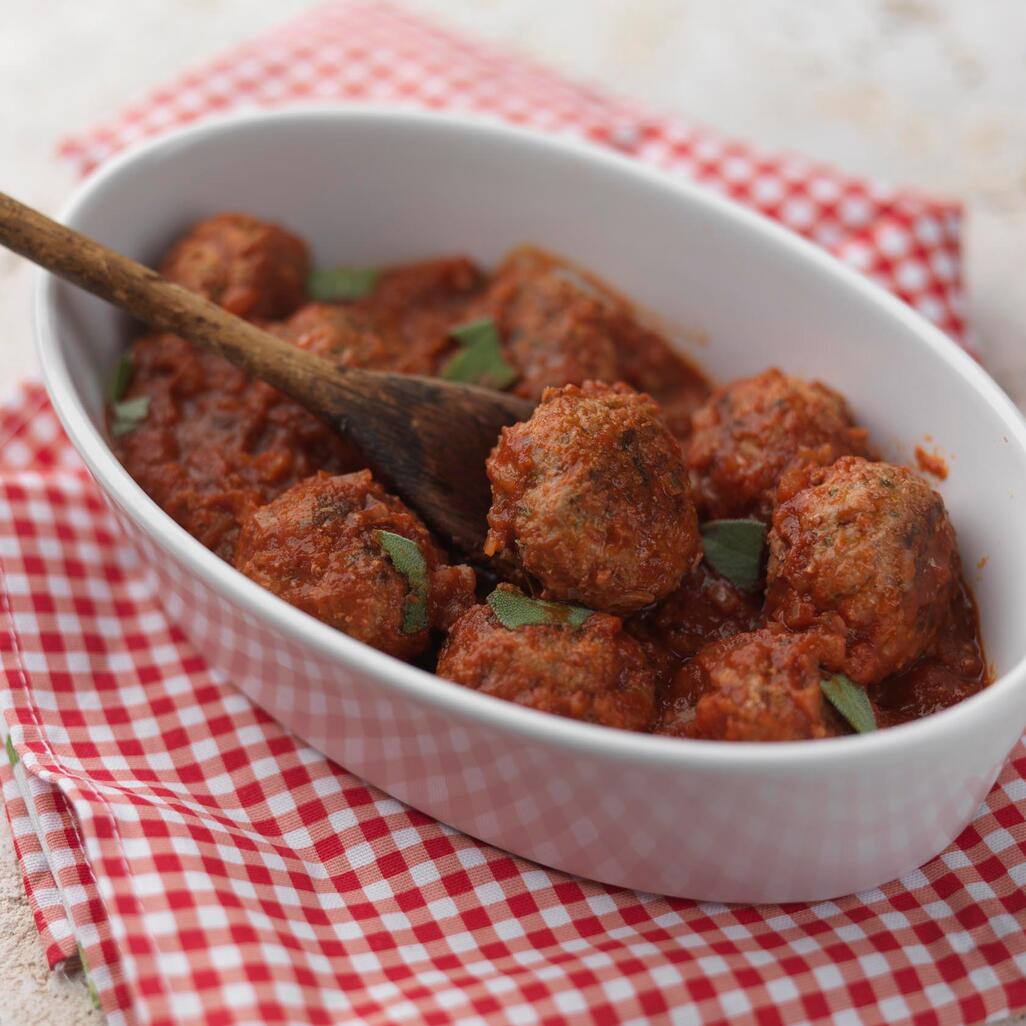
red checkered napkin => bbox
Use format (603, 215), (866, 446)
(2, 3), (1018, 1025)
(4, 387), (1026, 1026)
(60, 1), (967, 349)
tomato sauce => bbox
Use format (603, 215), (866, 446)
(109, 212), (991, 740)
(914, 444), (949, 480)
(870, 581), (987, 726)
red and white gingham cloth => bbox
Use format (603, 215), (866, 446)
(3, 3), (1022, 1024)
(59, 2), (968, 348)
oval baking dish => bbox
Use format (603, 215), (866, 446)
(35, 108), (1026, 902)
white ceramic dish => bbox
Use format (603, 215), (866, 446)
(35, 107), (1026, 903)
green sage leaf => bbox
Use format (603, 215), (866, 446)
(449, 318), (500, 348)
(5, 734), (18, 768)
(700, 518), (766, 591)
(487, 587), (594, 630)
(441, 317), (518, 390)
(108, 354), (133, 402)
(111, 396), (150, 438)
(821, 674), (877, 734)
(307, 265), (379, 301)
(77, 943), (102, 1011)
(375, 530), (429, 634)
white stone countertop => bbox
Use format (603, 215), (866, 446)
(1, 1), (1024, 1022)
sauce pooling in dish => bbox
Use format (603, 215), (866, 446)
(109, 212), (988, 741)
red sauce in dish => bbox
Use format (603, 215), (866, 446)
(109, 212), (990, 741)
(915, 444), (949, 480)
(870, 581), (986, 726)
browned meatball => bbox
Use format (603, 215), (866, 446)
(160, 213), (309, 319)
(469, 247), (710, 419)
(687, 369), (872, 522)
(437, 590), (657, 730)
(113, 333), (360, 561)
(234, 471), (476, 660)
(485, 382), (701, 613)
(656, 625), (846, 741)
(273, 303), (407, 370)
(765, 457), (960, 685)
(473, 247), (622, 400)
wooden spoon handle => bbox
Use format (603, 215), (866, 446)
(0, 191), (534, 555)
(0, 190), (350, 405)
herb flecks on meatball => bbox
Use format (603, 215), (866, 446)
(656, 624), (846, 742)
(765, 456), (960, 685)
(234, 471), (476, 660)
(485, 382), (701, 614)
(160, 212), (309, 320)
(687, 368), (872, 522)
(437, 587), (657, 731)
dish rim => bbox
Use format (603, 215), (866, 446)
(34, 103), (1026, 770)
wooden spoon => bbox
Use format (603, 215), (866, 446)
(0, 191), (534, 556)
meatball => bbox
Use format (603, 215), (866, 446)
(160, 212), (309, 320)
(485, 382), (701, 613)
(473, 247), (622, 400)
(234, 471), (476, 660)
(437, 590), (656, 730)
(686, 368), (872, 521)
(655, 625), (846, 741)
(469, 246), (710, 416)
(765, 457), (960, 685)
(114, 333), (360, 561)
(273, 303), (409, 371)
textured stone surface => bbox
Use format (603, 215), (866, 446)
(0, 1), (1023, 1022)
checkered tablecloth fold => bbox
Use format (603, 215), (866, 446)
(4, 3), (1022, 1025)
